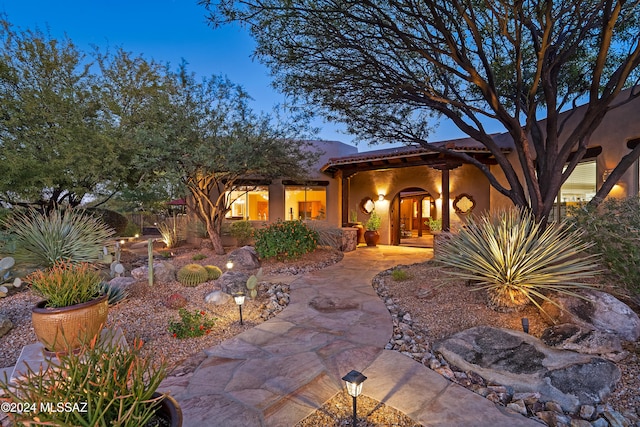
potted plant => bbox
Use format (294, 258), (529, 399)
(364, 211), (381, 246)
(28, 261), (108, 353)
(0, 333), (182, 426)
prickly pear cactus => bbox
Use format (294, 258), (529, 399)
(177, 264), (209, 287)
(245, 268), (263, 298)
(204, 265), (222, 280)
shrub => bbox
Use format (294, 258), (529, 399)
(27, 261), (102, 308)
(569, 197), (640, 295)
(205, 265), (223, 280)
(168, 308), (216, 338)
(365, 211), (381, 231)
(122, 221), (141, 237)
(158, 221), (180, 248)
(254, 220), (318, 260)
(391, 268), (410, 281)
(230, 220), (254, 246)
(3, 209), (114, 267)
(177, 263), (209, 287)
(192, 253), (207, 261)
(435, 207), (601, 311)
(86, 208), (129, 235)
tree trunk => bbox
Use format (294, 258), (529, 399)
(208, 224), (225, 255)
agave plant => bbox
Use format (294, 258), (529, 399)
(435, 207), (601, 311)
(4, 209), (114, 268)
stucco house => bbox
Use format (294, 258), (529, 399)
(223, 93), (640, 247)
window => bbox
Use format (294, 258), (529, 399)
(285, 186), (327, 220)
(550, 161), (596, 221)
(226, 187), (269, 221)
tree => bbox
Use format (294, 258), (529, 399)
(207, 0), (640, 221)
(140, 66), (318, 254)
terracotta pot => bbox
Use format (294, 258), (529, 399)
(348, 222), (365, 244)
(32, 295), (109, 353)
(364, 230), (380, 246)
(152, 392), (183, 427)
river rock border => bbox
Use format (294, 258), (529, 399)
(372, 270), (640, 427)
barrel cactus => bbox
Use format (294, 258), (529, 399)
(177, 264), (209, 287)
(205, 265), (222, 280)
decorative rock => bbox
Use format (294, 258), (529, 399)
(205, 290), (232, 306)
(541, 290), (640, 341)
(340, 227), (357, 252)
(218, 271), (251, 296)
(603, 410), (627, 427)
(227, 246), (261, 270)
(569, 419), (592, 427)
(165, 293), (188, 309)
(590, 418), (609, 427)
(131, 261), (176, 283)
(546, 401), (564, 413)
(507, 399), (528, 416)
(535, 411), (571, 427)
(579, 405), (596, 421)
(434, 326), (621, 412)
(108, 276), (137, 289)
(541, 323), (626, 362)
(0, 315), (13, 338)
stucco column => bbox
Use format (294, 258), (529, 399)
(341, 175), (349, 226)
(442, 168), (450, 232)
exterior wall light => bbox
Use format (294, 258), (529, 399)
(342, 370), (367, 427)
(378, 194), (385, 201)
(234, 292), (245, 325)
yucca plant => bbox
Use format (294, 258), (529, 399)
(435, 207), (601, 311)
(4, 209), (114, 268)
(158, 220), (181, 248)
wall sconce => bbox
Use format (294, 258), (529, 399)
(378, 194), (385, 201)
(602, 169), (613, 182)
(234, 292), (245, 325)
(342, 370), (367, 427)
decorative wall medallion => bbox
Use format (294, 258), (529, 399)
(453, 194), (475, 214)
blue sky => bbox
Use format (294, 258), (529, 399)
(0, 0), (466, 151)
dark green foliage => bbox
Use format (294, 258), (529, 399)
(192, 253), (207, 261)
(569, 197), (640, 295)
(168, 308), (216, 338)
(205, 265), (223, 280)
(391, 268), (410, 281)
(177, 263), (209, 287)
(122, 221), (141, 237)
(230, 220), (254, 246)
(86, 208), (129, 235)
(254, 220), (318, 260)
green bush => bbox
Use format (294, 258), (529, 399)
(168, 308), (216, 338)
(192, 253), (207, 261)
(230, 220), (254, 246)
(254, 220), (318, 260)
(3, 209), (114, 268)
(86, 208), (129, 235)
(569, 197), (640, 295)
(121, 221), (141, 237)
(391, 268), (410, 281)
(435, 207), (601, 311)
(365, 211), (381, 231)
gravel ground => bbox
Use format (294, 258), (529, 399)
(2, 247), (639, 427)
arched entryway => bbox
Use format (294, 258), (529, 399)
(390, 187), (437, 247)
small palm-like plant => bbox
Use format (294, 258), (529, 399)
(435, 208), (601, 311)
(4, 209), (114, 267)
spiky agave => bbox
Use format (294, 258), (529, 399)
(435, 208), (601, 311)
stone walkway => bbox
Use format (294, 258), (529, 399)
(159, 245), (541, 427)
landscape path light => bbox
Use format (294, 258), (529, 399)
(234, 292), (245, 325)
(342, 370), (367, 427)
(226, 260), (234, 270)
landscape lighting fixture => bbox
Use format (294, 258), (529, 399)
(234, 292), (245, 325)
(342, 370), (367, 427)
(226, 260), (234, 270)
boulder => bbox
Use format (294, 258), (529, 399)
(218, 271), (251, 295)
(131, 261), (176, 283)
(434, 326), (620, 412)
(541, 290), (640, 341)
(227, 246), (261, 270)
(205, 290), (232, 305)
(0, 314), (13, 338)
(541, 323), (627, 362)
(108, 276), (137, 289)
